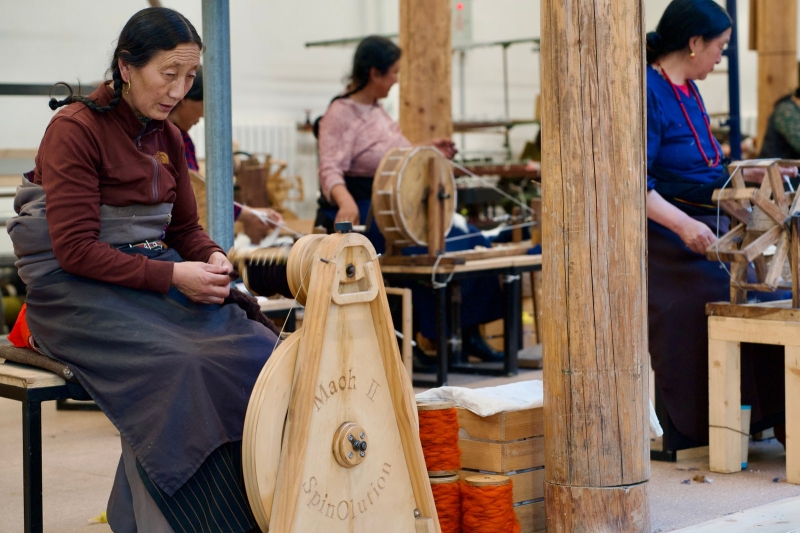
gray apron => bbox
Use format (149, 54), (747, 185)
(9, 178), (277, 496)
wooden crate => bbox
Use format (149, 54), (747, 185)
(459, 435), (544, 472)
(516, 499), (546, 533)
(458, 407), (545, 531)
(458, 407), (544, 441)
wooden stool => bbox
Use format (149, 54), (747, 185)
(706, 300), (800, 483)
(0, 346), (91, 533)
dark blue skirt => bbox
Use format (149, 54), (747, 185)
(24, 247), (277, 497)
(648, 216), (786, 444)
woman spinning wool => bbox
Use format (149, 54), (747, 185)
(9, 8), (275, 532)
(315, 36), (456, 250)
(646, 0), (790, 451)
(315, 36), (505, 363)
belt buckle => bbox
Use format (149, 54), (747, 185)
(143, 240), (161, 251)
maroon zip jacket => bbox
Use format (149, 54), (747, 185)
(32, 83), (223, 293)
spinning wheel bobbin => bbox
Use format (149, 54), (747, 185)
(242, 231), (440, 532)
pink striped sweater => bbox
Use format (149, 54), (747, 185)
(317, 98), (411, 202)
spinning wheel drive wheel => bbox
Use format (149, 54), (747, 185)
(372, 146), (456, 247)
(707, 159), (800, 303)
(242, 233), (439, 532)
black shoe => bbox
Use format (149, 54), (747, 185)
(462, 325), (504, 363)
(412, 346), (439, 373)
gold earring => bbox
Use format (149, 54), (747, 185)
(123, 81), (131, 95)
(690, 51), (696, 58)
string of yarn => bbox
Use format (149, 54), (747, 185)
(461, 481), (520, 533)
(418, 407), (461, 472)
(430, 481), (462, 533)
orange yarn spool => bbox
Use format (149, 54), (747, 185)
(417, 401), (462, 473)
(461, 475), (520, 533)
(429, 474), (462, 533)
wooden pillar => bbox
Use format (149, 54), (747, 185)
(540, 0), (650, 529)
(755, 0), (797, 149)
(399, 0), (452, 143)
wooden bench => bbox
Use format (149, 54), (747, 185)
(0, 346), (91, 533)
(706, 300), (800, 483)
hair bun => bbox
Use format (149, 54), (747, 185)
(646, 31), (663, 52)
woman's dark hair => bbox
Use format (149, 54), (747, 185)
(49, 7), (203, 113)
(313, 35), (401, 137)
(184, 66), (203, 101)
(646, 0), (731, 64)
(338, 35), (401, 101)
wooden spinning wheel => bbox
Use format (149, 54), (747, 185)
(706, 159), (800, 304)
(242, 231), (440, 533)
(372, 147), (456, 255)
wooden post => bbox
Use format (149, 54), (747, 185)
(755, 0), (797, 149)
(540, 0), (650, 529)
(792, 215), (800, 308)
(399, 0), (452, 143)
(786, 345), (800, 484)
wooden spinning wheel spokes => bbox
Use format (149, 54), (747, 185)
(707, 159), (800, 303)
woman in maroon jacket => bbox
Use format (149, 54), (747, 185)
(9, 8), (274, 532)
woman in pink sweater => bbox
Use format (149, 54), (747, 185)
(315, 36), (505, 365)
(314, 36), (455, 252)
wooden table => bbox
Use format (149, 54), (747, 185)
(706, 300), (800, 483)
(381, 253), (542, 387)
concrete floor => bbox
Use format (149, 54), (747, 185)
(1, 367), (798, 533)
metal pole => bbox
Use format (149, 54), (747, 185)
(459, 50), (466, 161)
(502, 44), (510, 121)
(202, 0), (234, 250)
(502, 44), (511, 160)
(725, 0), (742, 160)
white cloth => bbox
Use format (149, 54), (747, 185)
(416, 380), (663, 438)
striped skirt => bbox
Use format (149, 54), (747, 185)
(108, 438), (257, 533)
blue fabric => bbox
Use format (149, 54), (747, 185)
(647, 65), (725, 191)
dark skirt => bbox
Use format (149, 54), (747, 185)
(24, 247), (277, 496)
(107, 438), (257, 533)
(648, 216), (786, 445)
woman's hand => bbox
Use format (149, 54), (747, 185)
(262, 208), (284, 229)
(330, 184), (360, 225)
(238, 208), (284, 244)
(426, 138), (458, 159)
(171, 260), (232, 304)
(677, 218), (717, 255)
(208, 251), (236, 278)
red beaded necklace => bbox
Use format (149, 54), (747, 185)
(656, 63), (721, 167)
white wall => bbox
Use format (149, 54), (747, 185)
(0, 0), (793, 214)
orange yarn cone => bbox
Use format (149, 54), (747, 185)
(430, 475), (462, 533)
(417, 402), (461, 472)
(461, 475), (520, 533)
